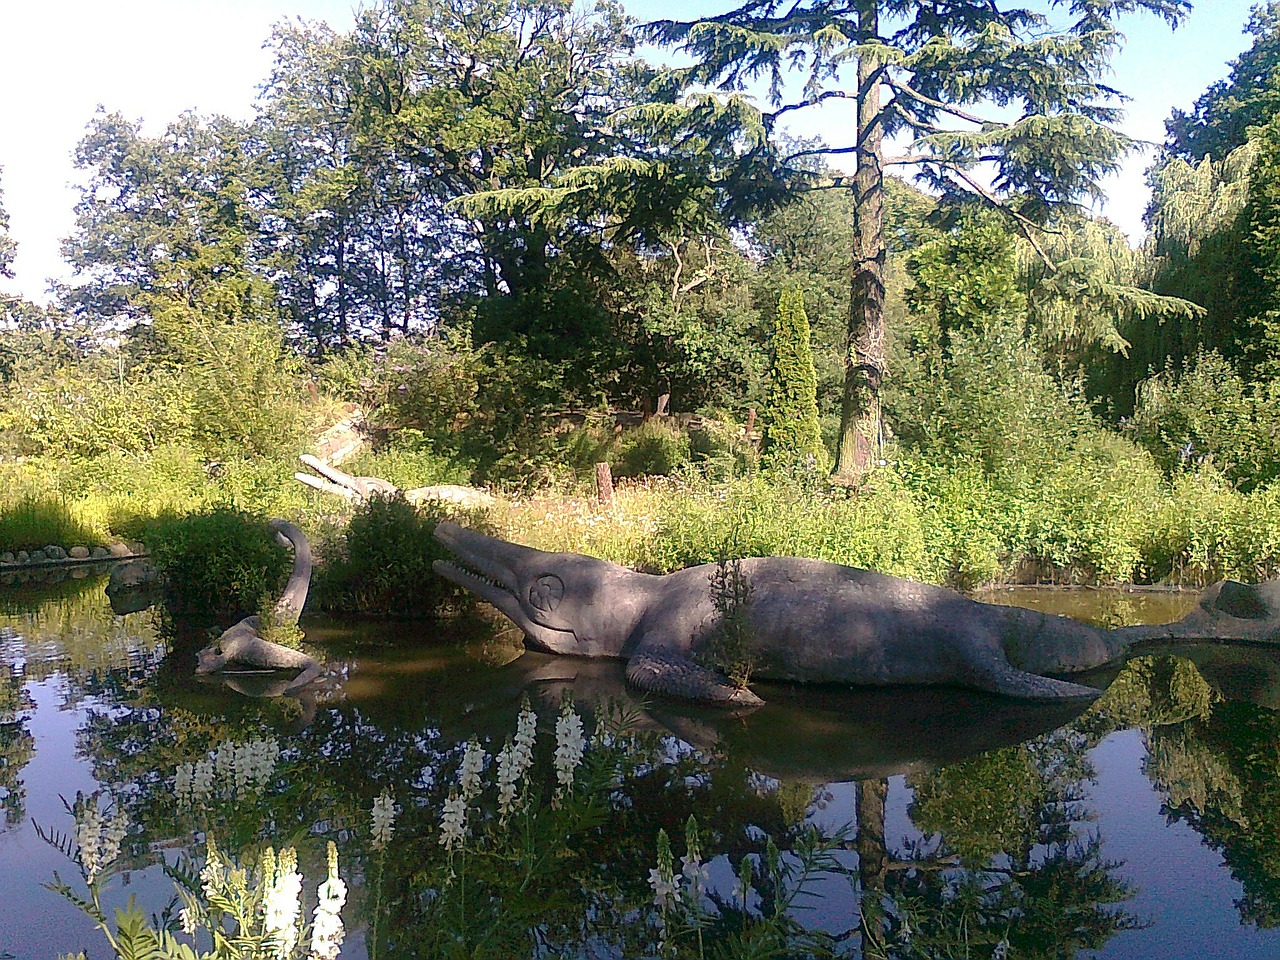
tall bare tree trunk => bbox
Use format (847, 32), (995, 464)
(833, 1), (886, 481)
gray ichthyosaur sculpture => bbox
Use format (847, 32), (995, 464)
(432, 521), (1280, 706)
(195, 519), (323, 692)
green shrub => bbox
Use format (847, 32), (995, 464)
(687, 416), (758, 481)
(551, 421), (617, 481)
(1129, 349), (1280, 491)
(1019, 434), (1165, 584)
(122, 507), (290, 621)
(316, 494), (489, 618)
(614, 420), (692, 479)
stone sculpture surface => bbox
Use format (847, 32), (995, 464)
(295, 455), (496, 509)
(432, 522), (1280, 705)
(194, 519), (322, 692)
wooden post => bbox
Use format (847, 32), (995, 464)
(595, 461), (614, 507)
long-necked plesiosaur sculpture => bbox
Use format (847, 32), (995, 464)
(195, 519), (322, 693)
(432, 522), (1280, 707)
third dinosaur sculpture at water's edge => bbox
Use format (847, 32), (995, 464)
(432, 521), (1280, 706)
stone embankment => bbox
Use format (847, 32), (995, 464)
(0, 542), (147, 585)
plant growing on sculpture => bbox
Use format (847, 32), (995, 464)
(696, 556), (757, 689)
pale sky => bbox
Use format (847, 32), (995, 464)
(0, 0), (1265, 303)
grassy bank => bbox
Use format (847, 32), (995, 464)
(6, 447), (1280, 617)
(493, 466), (1280, 589)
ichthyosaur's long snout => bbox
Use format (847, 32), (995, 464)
(432, 521), (583, 652)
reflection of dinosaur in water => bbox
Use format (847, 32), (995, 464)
(433, 522), (1280, 705)
(399, 650), (1091, 783)
(195, 520), (322, 694)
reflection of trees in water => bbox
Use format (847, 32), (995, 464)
(1093, 652), (1280, 928)
(846, 725), (1140, 959)
(1147, 701), (1280, 927)
(24, 584), (1280, 954)
(60, 619), (1146, 958)
(0, 661), (33, 830)
(0, 591), (166, 704)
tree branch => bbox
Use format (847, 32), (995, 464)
(766, 89), (855, 122)
(940, 163), (1057, 270)
(885, 77), (989, 126)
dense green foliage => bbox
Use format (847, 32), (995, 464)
(1166, 2), (1280, 162)
(5, 0), (1280, 599)
(316, 495), (488, 618)
(647, 0), (1191, 477)
(124, 508), (291, 621)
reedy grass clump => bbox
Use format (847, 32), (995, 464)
(0, 492), (111, 552)
(613, 418), (693, 479)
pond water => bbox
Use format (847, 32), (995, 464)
(3, 576), (1280, 958)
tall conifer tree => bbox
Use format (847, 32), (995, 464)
(762, 287), (826, 469)
(647, 0), (1191, 480)
(0, 166), (15, 282)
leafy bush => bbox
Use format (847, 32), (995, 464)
(122, 507), (290, 621)
(316, 494), (490, 618)
(687, 415), (758, 480)
(3, 320), (319, 463)
(613, 420), (691, 479)
(1129, 349), (1280, 491)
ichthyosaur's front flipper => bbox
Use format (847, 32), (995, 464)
(968, 657), (1102, 701)
(626, 651), (764, 708)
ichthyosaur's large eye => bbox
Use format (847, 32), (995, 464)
(529, 574), (565, 612)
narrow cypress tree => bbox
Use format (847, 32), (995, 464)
(762, 287), (827, 469)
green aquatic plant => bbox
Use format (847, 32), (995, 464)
(316, 492), (489, 618)
(122, 507), (290, 620)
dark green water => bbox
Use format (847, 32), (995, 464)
(2, 577), (1280, 958)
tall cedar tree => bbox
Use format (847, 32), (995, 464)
(0, 166), (14, 281)
(647, 1), (1190, 480)
(762, 287), (826, 468)
(1166, 2), (1280, 162)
